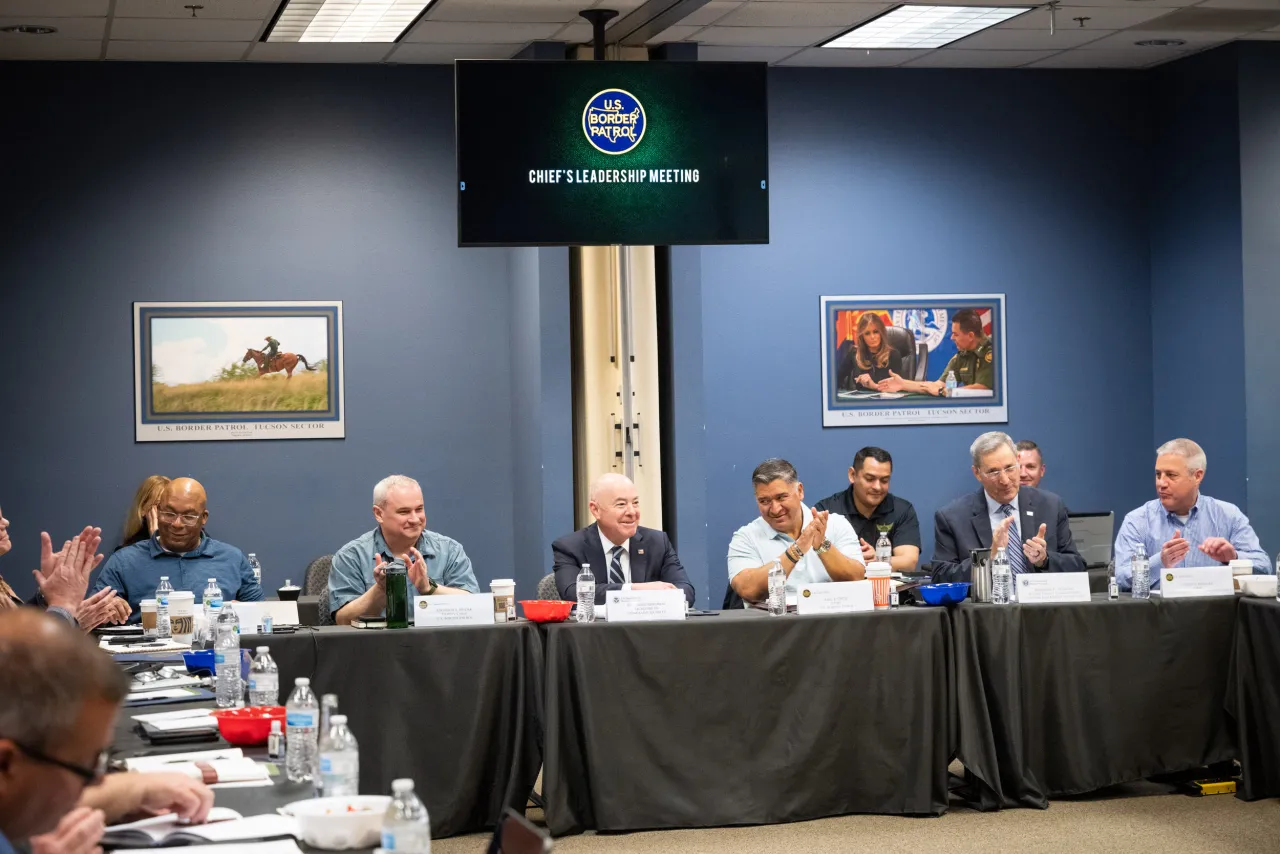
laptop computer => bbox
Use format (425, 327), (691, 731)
(1068, 511), (1115, 569)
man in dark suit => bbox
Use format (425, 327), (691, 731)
(552, 474), (695, 606)
(933, 432), (1085, 583)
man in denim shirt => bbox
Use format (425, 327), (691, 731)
(91, 478), (262, 620)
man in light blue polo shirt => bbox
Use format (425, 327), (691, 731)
(90, 478), (261, 620)
(727, 458), (865, 607)
(1115, 438), (1271, 591)
(329, 475), (479, 625)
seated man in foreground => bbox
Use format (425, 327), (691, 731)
(813, 446), (921, 573)
(1114, 438), (1271, 591)
(932, 432), (1084, 583)
(329, 475), (478, 625)
(553, 474), (695, 606)
(728, 458), (865, 608)
(91, 478), (262, 619)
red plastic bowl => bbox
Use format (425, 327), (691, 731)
(211, 706), (285, 746)
(519, 600), (574, 623)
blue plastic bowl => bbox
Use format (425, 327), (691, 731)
(917, 582), (971, 606)
(182, 649), (215, 675)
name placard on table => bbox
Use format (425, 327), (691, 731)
(605, 589), (687, 623)
(1161, 566), (1236, 598)
(1015, 572), (1092, 604)
(413, 593), (496, 627)
(795, 580), (875, 615)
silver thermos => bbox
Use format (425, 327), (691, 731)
(970, 548), (993, 603)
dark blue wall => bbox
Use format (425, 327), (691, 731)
(1239, 42), (1280, 557)
(1148, 47), (1247, 509)
(0, 63), (521, 599)
(682, 68), (1155, 604)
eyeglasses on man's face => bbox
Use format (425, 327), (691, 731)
(158, 510), (202, 525)
(5, 739), (109, 785)
(980, 463), (1019, 481)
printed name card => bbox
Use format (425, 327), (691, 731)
(605, 589), (687, 622)
(795, 580), (875, 615)
(1015, 572), (1092, 604)
(413, 593), (496, 627)
(1161, 566), (1236, 599)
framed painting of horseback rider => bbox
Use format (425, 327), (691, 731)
(133, 301), (345, 442)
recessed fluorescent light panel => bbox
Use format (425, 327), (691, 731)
(265, 0), (437, 43)
(823, 5), (1032, 50)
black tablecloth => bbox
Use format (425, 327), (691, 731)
(1227, 596), (1280, 800)
(243, 624), (543, 837)
(954, 594), (1239, 810)
(540, 608), (953, 835)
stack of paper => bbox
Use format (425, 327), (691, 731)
(104, 809), (298, 848)
(124, 749), (272, 788)
(131, 708), (218, 732)
(112, 839), (303, 854)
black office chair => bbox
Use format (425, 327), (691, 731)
(301, 554), (334, 626)
(721, 582), (744, 611)
(883, 326), (928, 381)
(537, 573), (559, 600)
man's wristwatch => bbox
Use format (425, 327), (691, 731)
(814, 539), (833, 555)
(426, 577), (439, 595)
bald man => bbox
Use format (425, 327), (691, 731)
(551, 474), (695, 606)
(90, 478), (262, 622)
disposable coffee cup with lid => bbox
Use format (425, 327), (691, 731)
(1229, 559), (1253, 576)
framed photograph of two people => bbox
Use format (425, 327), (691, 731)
(820, 294), (1008, 427)
(133, 301), (345, 442)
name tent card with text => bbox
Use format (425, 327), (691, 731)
(1015, 572), (1092, 604)
(1161, 566), (1235, 598)
(795, 581), (875, 615)
(413, 593), (496, 627)
(605, 589), (687, 622)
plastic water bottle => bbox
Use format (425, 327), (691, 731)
(248, 646), (279, 707)
(202, 579), (222, 646)
(576, 564), (595, 623)
(285, 677), (319, 783)
(1107, 559), (1119, 600)
(767, 558), (786, 616)
(214, 606), (241, 708)
(155, 576), (173, 639)
(1131, 543), (1151, 600)
(945, 371), (958, 397)
(267, 720), (284, 761)
(381, 779), (430, 854)
(320, 694), (339, 750)
(875, 531), (892, 564)
(991, 547), (1012, 605)
(318, 715), (360, 798)
(223, 601), (240, 638)
(247, 553), (262, 585)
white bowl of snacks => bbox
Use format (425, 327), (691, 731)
(280, 796), (390, 850)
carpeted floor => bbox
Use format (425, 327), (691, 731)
(434, 783), (1280, 854)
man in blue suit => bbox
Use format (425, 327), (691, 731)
(933, 432), (1085, 583)
(553, 474), (695, 606)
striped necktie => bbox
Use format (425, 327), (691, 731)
(609, 545), (626, 586)
(1000, 504), (1027, 575)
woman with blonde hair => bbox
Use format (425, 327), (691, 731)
(121, 475), (170, 549)
(849, 312), (905, 390)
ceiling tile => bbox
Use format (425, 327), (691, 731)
(675, 1), (744, 27)
(402, 20), (563, 43)
(109, 17), (263, 41)
(999, 5), (1171, 29)
(389, 41), (521, 62)
(1242, 31), (1280, 38)
(647, 24), (704, 43)
(697, 24), (847, 45)
(1052, 0), (1196, 7)
(952, 26), (1112, 49)
(715, 1), (890, 28)
(0, 37), (99, 58)
(247, 41), (396, 61)
(106, 40), (248, 60)
(1197, 0), (1280, 8)
(1079, 28), (1236, 49)
(427, 0), (584, 24)
(113, 0), (276, 18)
(781, 46), (930, 65)
(903, 48), (1060, 66)
(552, 22), (594, 42)
(0, 17), (105, 38)
(1026, 46), (1180, 67)
(695, 44), (801, 61)
(0, 0), (106, 16)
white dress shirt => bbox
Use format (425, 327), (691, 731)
(599, 528), (632, 588)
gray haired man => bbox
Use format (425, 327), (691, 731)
(932, 432), (1084, 583)
(328, 474), (479, 625)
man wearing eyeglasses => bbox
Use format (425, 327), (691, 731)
(1, 609), (214, 854)
(89, 478), (262, 622)
(932, 431), (1084, 583)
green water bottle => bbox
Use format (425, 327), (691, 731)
(385, 559), (409, 629)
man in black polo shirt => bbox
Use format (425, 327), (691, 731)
(813, 447), (921, 572)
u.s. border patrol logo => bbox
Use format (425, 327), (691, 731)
(583, 89), (645, 155)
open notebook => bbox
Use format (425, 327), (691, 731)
(102, 810), (298, 848)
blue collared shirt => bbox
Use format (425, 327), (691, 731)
(328, 527), (480, 619)
(726, 504), (862, 602)
(1114, 495), (1271, 591)
(91, 533), (263, 621)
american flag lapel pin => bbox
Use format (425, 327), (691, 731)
(638, 549), (645, 555)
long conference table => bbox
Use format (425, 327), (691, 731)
(107, 591), (1280, 838)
